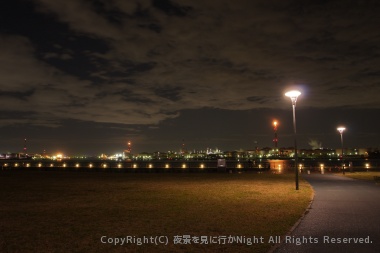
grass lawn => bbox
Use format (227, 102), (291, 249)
(339, 171), (380, 182)
(0, 171), (312, 253)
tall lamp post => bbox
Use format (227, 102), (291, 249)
(285, 90), (301, 190)
(273, 120), (278, 156)
(337, 127), (346, 175)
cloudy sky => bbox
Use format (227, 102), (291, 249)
(1, 0), (379, 155)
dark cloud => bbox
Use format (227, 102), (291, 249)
(0, 0), (379, 153)
(0, 89), (35, 100)
(152, 0), (193, 17)
(246, 96), (271, 104)
(154, 86), (183, 102)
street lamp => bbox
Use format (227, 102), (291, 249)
(337, 127), (346, 175)
(285, 90), (301, 190)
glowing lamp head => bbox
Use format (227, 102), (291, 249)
(285, 90), (301, 104)
(337, 127), (346, 134)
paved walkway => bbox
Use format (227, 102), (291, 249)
(275, 173), (380, 253)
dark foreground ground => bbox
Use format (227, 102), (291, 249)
(0, 170), (312, 253)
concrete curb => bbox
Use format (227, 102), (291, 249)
(267, 185), (315, 253)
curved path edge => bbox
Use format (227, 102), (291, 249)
(267, 182), (315, 253)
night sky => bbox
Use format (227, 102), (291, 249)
(1, 0), (379, 155)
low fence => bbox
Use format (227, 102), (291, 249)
(1, 158), (378, 173)
(0, 159), (270, 173)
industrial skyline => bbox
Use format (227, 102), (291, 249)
(1, 0), (379, 154)
(3, 133), (378, 158)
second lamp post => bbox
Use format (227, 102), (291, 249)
(337, 127), (346, 175)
